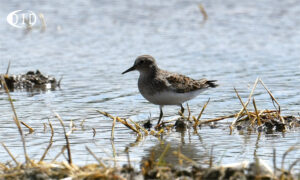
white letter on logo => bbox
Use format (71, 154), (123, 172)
(29, 11), (37, 25)
(7, 10), (22, 28)
(22, 13), (26, 24)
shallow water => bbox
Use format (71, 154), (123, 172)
(0, 0), (299, 173)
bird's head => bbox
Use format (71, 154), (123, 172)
(122, 55), (157, 74)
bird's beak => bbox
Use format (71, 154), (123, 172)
(122, 65), (136, 74)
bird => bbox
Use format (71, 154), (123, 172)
(122, 55), (218, 125)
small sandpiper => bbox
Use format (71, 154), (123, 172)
(122, 55), (218, 125)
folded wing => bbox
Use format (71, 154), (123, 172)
(164, 72), (217, 93)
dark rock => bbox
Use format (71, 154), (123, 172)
(175, 119), (186, 129)
(143, 120), (152, 129)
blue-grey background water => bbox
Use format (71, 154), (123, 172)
(0, 0), (299, 172)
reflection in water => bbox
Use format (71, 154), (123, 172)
(141, 129), (211, 168)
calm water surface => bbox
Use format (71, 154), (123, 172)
(0, 0), (299, 172)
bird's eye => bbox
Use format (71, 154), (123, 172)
(140, 60), (145, 64)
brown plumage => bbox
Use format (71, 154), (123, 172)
(122, 55), (218, 125)
(162, 70), (218, 93)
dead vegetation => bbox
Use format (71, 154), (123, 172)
(0, 76), (299, 179)
(198, 4), (208, 26)
(141, 147), (299, 180)
(0, 70), (61, 91)
(98, 78), (299, 137)
(0, 63), (61, 91)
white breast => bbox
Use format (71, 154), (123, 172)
(141, 89), (205, 105)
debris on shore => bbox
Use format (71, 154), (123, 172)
(1, 70), (61, 90)
(0, 152), (298, 180)
(98, 79), (300, 138)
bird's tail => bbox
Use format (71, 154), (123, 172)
(206, 80), (218, 88)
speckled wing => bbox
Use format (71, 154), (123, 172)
(164, 73), (217, 93)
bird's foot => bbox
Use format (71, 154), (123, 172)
(178, 110), (184, 117)
(155, 122), (165, 130)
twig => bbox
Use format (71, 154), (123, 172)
(92, 128), (96, 137)
(99, 110), (140, 133)
(177, 147), (183, 165)
(288, 158), (300, 174)
(230, 78), (259, 130)
(198, 114), (237, 125)
(198, 4), (208, 24)
(252, 98), (262, 126)
(187, 103), (191, 122)
(111, 140), (117, 167)
(21, 121), (34, 134)
(125, 147), (132, 168)
(209, 146), (214, 168)
(158, 144), (170, 166)
(164, 116), (182, 124)
(43, 123), (47, 132)
(1, 76), (29, 163)
(51, 146), (66, 163)
(254, 157), (261, 176)
(197, 98), (210, 121)
(194, 98), (210, 128)
(85, 146), (106, 168)
(6, 61), (11, 75)
(254, 132), (261, 157)
(259, 79), (281, 114)
(128, 135), (144, 150)
(80, 119), (86, 127)
(39, 119), (54, 162)
(281, 146), (298, 170)
(57, 76), (63, 87)
(54, 112), (72, 164)
(1, 142), (19, 166)
(38, 13), (47, 32)
(111, 117), (116, 140)
(259, 79), (285, 127)
(273, 148), (276, 179)
(97, 110), (115, 119)
(173, 151), (197, 166)
(234, 88), (251, 122)
(129, 119), (148, 135)
(119, 118), (140, 134)
(69, 119), (75, 129)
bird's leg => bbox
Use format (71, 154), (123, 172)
(179, 104), (184, 116)
(180, 104), (185, 114)
(157, 105), (163, 125)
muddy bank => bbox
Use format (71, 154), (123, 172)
(1, 158), (298, 180)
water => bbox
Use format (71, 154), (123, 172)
(0, 0), (299, 173)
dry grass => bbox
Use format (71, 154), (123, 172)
(102, 79), (298, 135)
(1, 76), (29, 163)
(39, 119), (54, 162)
(0, 76), (299, 179)
(96, 79), (299, 139)
(54, 112), (72, 165)
(190, 78), (299, 133)
(198, 4), (208, 25)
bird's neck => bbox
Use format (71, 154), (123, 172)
(139, 65), (159, 78)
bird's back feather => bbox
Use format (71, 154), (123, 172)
(161, 70), (217, 93)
